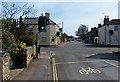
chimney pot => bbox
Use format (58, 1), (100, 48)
(45, 12), (50, 19)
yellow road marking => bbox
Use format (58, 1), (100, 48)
(52, 58), (55, 81)
(51, 53), (58, 82)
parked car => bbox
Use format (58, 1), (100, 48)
(76, 39), (82, 42)
(84, 39), (90, 43)
(67, 39), (71, 41)
(71, 38), (75, 41)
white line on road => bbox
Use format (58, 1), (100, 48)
(103, 60), (120, 68)
(56, 60), (105, 65)
(56, 60), (120, 68)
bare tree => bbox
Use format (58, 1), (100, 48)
(21, 3), (37, 18)
(2, 2), (37, 38)
(2, 2), (37, 19)
(2, 2), (21, 19)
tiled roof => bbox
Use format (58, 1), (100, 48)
(107, 19), (120, 25)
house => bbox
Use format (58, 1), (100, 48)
(86, 27), (98, 43)
(98, 16), (120, 46)
(24, 13), (61, 46)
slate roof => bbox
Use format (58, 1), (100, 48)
(107, 19), (120, 25)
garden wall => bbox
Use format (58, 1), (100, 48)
(2, 54), (10, 81)
(25, 45), (36, 67)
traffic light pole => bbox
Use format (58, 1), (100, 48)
(36, 31), (41, 59)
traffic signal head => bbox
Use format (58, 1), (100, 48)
(109, 30), (113, 35)
(38, 16), (47, 32)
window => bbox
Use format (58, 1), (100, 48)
(114, 26), (118, 31)
(52, 37), (54, 42)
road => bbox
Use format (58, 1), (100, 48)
(41, 41), (119, 81)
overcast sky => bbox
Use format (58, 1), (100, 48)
(0, 0), (119, 36)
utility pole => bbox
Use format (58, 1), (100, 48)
(62, 21), (63, 33)
(118, 25), (120, 52)
(36, 31), (40, 59)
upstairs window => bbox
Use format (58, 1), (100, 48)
(114, 26), (118, 31)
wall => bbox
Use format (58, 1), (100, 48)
(98, 25), (120, 46)
(2, 55), (10, 81)
(98, 26), (105, 45)
(39, 25), (50, 46)
(49, 25), (60, 46)
(25, 45), (36, 67)
(106, 25), (119, 45)
(39, 24), (61, 46)
(24, 18), (61, 46)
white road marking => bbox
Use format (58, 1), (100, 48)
(56, 60), (120, 68)
(79, 67), (101, 75)
(103, 60), (120, 68)
(56, 60), (105, 65)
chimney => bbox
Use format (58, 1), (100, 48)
(45, 12), (50, 19)
(98, 24), (101, 28)
(103, 16), (107, 25)
(103, 16), (109, 25)
(106, 16), (109, 23)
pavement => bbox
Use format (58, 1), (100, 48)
(10, 52), (52, 80)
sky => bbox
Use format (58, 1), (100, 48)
(0, 0), (119, 36)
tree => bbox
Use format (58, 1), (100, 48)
(76, 24), (88, 40)
(2, 2), (37, 19)
(2, 2), (37, 38)
(2, 19), (18, 57)
(2, 2), (37, 55)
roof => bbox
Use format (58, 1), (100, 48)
(98, 19), (120, 28)
(49, 19), (59, 27)
(24, 17), (60, 27)
(107, 19), (120, 25)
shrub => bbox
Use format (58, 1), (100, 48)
(2, 19), (18, 57)
(20, 34), (36, 46)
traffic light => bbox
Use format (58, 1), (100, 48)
(109, 30), (113, 35)
(56, 31), (60, 36)
(38, 16), (47, 32)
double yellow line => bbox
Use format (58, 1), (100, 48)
(52, 57), (58, 82)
